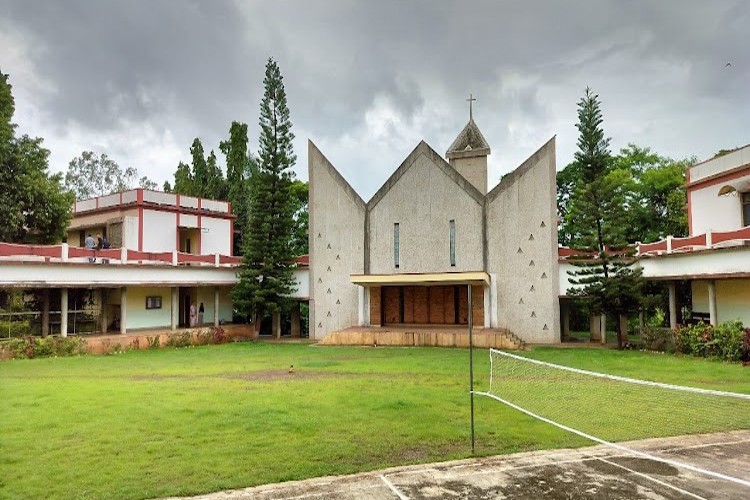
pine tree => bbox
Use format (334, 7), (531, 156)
(566, 88), (643, 348)
(232, 58), (297, 331)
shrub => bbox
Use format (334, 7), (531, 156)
(640, 327), (673, 352)
(4, 335), (87, 359)
(0, 319), (33, 338)
(195, 328), (212, 346)
(165, 331), (192, 348)
(671, 320), (745, 363)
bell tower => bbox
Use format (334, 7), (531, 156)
(446, 94), (490, 194)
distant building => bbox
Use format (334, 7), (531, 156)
(637, 144), (750, 327)
(308, 116), (560, 344)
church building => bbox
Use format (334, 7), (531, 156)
(308, 110), (561, 345)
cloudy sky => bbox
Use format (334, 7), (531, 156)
(1, 0), (748, 199)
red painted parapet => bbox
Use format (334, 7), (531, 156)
(0, 242), (62, 258)
(670, 233), (707, 251)
(712, 226), (750, 245)
(219, 255), (242, 265)
(127, 250), (173, 264)
(638, 240), (668, 255)
(177, 252), (216, 265)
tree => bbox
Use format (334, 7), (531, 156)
(220, 121), (257, 254)
(232, 58), (297, 331)
(64, 151), (157, 198)
(566, 88), (644, 349)
(0, 70), (73, 244)
(290, 179), (309, 256)
(170, 138), (227, 199)
(173, 161), (193, 195)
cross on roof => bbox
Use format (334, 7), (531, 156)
(466, 93), (476, 120)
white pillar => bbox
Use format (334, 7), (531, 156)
(120, 247), (128, 264)
(61, 243), (69, 262)
(60, 287), (68, 337)
(600, 313), (607, 345)
(214, 287), (220, 327)
(666, 235), (673, 253)
(171, 287), (178, 330)
(120, 287), (127, 334)
(705, 230), (712, 248)
(357, 287), (365, 326)
(668, 281), (678, 329)
(172, 249), (178, 266)
(708, 280), (717, 326)
(272, 310), (281, 339)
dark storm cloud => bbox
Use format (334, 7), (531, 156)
(1, 0), (748, 195)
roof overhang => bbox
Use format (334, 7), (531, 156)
(350, 271), (490, 287)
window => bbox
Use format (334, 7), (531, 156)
(743, 193), (750, 227)
(449, 219), (456, 267)
(146, 296), (162, 310)
(394, 223), (400, 268)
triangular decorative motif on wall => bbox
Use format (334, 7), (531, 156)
(336, 254), (340, 260)
(317, 278), (322, 283)
(541, 272), (547, 279)
(543, 324), (549, 331)
(529, 233), (534, 241)
(517, 247), (523, 254)
(531, 311), (537, 318)
(327, 266), (331, 272)
(327, 288), (332, 294)
(327, 243), (332, 249)
(530, 285), (535, 292)
(318, 233), (322, 238)
(540, 221), (546, 228)
(529, 260), (535, 267)
(327, 311), (332, 317)
(318, 322), (322, 328)
(336, 299), (341, 305)
(518, 298), (524, 304)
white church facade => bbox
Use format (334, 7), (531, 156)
(308, 117), (561, 344)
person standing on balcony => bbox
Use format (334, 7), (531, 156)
(85, 233), (95, 262)
(189, 302), (197, 327)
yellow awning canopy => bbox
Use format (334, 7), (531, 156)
(350, 271), (489, 287)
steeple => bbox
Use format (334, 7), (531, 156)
(446, 95), (491, 194)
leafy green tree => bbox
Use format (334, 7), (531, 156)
(0, 70), (73, 244)
(162, 180), (172, 192)
(566, 88), (644, 349)
(64, 151), (156, 198)
(173, 161), (193, 195)
(232, 58), (297, 330)
(290, 179), (309, 256)
(171, 138), (227, 199)
(220, 121), (257, 254)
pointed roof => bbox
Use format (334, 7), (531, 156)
(446, 119), (491, 159)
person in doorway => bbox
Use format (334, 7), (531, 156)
(189, 302), (197, 327)
(95, 234), (103, 250)
(84, 233), (96, 262)
(198, 302), (205, 326)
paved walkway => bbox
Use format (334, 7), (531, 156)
(164, 431), (750, 500)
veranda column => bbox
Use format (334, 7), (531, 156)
(599, 313), (607, 345)
(120, 287), (127, 334)
(100, 289), (108, 334)
(213, 287), (220, 327)
(272, 310), (281, 339)
(668, 281), (678, 329)
(291, 301), (301, 338)
(171, 287), (178, 330)
(60, 287), (68, 338)
(41, 289), (50, 337)
(561, 300), (570, 341)
(707, 280), (718, 326)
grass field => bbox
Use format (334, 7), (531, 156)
(1, 343), (749, 500)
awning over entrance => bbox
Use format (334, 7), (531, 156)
(350, 271), (489, 287)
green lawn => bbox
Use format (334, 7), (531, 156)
(1, 343), (748, 500)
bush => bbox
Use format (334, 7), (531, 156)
(640, 327), (673, 352)
(4, 335), (88, 359)
(671, 320), (745, 363)
(0, 319), (33, 338)
(165, 331), (192, 348)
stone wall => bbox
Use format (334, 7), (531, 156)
(486, 137), (560, 343)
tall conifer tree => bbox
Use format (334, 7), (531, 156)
(567, 88), (643, 348)
(232, 58), (297, 330)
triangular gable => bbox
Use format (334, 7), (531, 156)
(308, 140), (366, 211)
(486, 136), (556, 203)
(367, 140), (485, 211)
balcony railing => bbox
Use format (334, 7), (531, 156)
(637, 226), (750, 256)
(0, 242), (242, 267)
